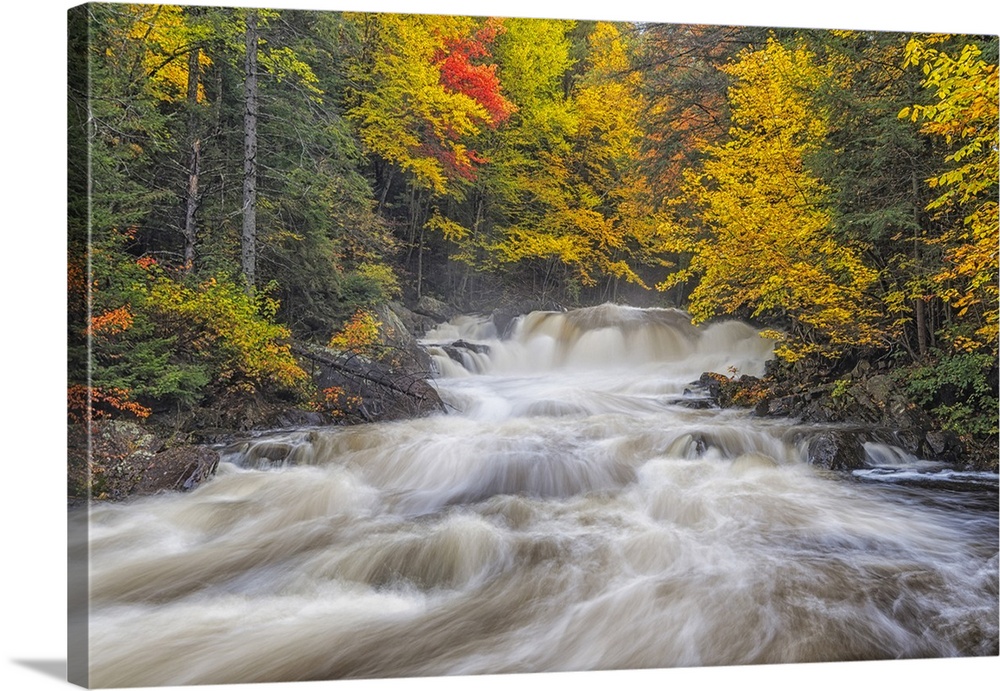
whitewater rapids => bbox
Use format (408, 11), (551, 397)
(75, 304), (999, 687)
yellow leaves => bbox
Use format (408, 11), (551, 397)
(425, 211), (470, 242)
(355, 262), (402, 300)
(258, 45), (323, 103)
(346, 13), (500, 197)
(144, 273), (307, 389)
(902, 37), (999, 355)
(663, 38), (885, 360)
(485, 20), (654, 291)
(123, 4), (213, 104)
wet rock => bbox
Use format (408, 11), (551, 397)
(386, 300), (436, 337)
(135, 445), (220, 495)
(452, 339), (490, 355)
(887, 428), (925, 458)
(799, 399), (838, 422)
(806, 431), (866, 471)
(374, 303), (432, 373)
(442, 339), (492, 365)
(755, 394), (805, 418)
(924, 430), (964, 463)
(272, 409), (327, 429)
(413, 295), (458, 323)
(675, 397), (715, 410)
(696, 372), (727, 402)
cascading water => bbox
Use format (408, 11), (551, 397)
(76, 304), (998, 687)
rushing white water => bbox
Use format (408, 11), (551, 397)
(77, 304), (998, 687)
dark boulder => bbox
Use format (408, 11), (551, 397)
(452, 339), (491, 355)
(387, 300), (437, 337)
(755, 394), (805, 418)
(806, 431), (867, 471)
(85, 421), (164, 501)
(374, 303), (433, 373)
(442, 339), (492, 365)
(924, 430), (965, 463)
(695, 372), (727, 402)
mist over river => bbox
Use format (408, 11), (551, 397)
(75, 305), (998, 687)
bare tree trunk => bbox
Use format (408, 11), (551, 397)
(182, 46), (201, 272)
(416, 225), (425, 301)
(241, 10), (259, 294)
(458, 195), (484, 298)
(911, 167), (928, 358)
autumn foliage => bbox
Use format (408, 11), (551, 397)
(901, 38), (999, 354)
(71, 6), (998, 447)
(659, 39), (883, 360)
(435, 19), (514, 127)
(328, 309), (383, 356)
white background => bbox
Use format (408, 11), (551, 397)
(2, 1), (997, 690)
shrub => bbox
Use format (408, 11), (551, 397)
(904, 351), (999, 438)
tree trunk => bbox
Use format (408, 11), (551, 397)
(416, 224), (425, 301)
(458, 195), (484, 298)
(911, 167), (928, 358)
(241, 11), (259, 294)
(182, 46), (201, 272)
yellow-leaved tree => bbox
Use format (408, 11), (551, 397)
(900, 38), (999, 355)
(659, 38), (883, 360)
(491, 22), (660, 297)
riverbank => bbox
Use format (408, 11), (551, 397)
(695, 355), (998, 473)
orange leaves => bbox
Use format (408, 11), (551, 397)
(89, 306), (134, 337)
(328, 310), (383, 356)
(317, 386), (364, 419)
(67, 384), (152, 424)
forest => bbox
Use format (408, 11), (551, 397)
(68, 3), (998, 494)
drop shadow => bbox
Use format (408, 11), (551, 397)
(11, 659), (66, 681)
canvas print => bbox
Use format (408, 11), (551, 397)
(67, 2), (999, 688)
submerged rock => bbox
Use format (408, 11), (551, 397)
(489, 299), (565, 338)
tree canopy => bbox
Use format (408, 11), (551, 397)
(69, 5), (998, 438)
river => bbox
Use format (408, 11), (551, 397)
(76, 304), (999, 687)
